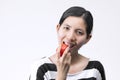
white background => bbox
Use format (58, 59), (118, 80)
(0, 0), (120, 80)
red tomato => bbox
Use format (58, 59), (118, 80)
(60, 43), (68, 57)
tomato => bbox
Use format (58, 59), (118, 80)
(60, 43), (68, 57)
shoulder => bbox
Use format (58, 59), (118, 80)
(31, 57), (51, 71)
(29, 57), (57, 80)
(85, 60), (104, 71)
(29, 57), (51, 79)
(85, 60), (106, 80)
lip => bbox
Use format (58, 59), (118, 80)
(63, 41), (76, 49)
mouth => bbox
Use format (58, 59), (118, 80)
(63, 41), (76, 49)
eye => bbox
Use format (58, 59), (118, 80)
(63, 26), (70, 30)
(76, 31), (83, 35)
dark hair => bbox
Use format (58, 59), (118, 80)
(59, 6), (93, 38)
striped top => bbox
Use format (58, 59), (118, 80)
(29, 57), (105, 80)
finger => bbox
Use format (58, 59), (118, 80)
(56, 44), (61, 59)
(62, 47), (70, 57)
(67, 52), (71, 62)
(61, 47), (71, 61)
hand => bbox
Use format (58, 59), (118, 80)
(55, 45), (71, 80)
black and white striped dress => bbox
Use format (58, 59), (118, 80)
(29, 57), (105, 80)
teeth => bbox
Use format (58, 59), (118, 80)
(63, 41), (76, 48)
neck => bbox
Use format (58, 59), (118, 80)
(70, 51), (81, 65)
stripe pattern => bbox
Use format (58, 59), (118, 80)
(30, 57), (105, 80)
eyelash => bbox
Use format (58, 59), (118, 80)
(76, 31), (83, 35)
(63, 26), (70, 30)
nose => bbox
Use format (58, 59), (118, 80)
(66, 31), (76, 42)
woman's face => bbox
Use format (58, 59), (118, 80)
(57, 16), (91, 54)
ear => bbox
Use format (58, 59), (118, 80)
(84, 34), (92, 44)
(56, 24), (60, 33)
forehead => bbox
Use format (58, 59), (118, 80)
(62, 16), (86, 30)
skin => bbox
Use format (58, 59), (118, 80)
(49, 16), (91, 80)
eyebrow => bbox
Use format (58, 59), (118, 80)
(64, 23), (71, 27)
(76, 29), (84, 32)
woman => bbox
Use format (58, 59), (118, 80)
(29, 6), (106, 80)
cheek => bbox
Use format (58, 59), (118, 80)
(57, 31), (65, 43)
(77, 37), (87, 47)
